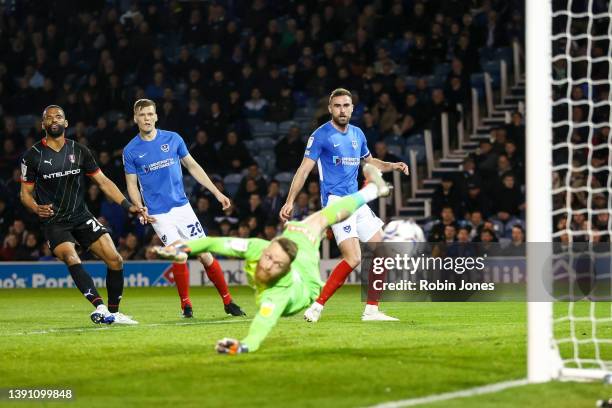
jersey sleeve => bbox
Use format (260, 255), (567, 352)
(303, 132), (323, 161)
(359, 129), (370, 158)
(122, 149), (137, 174)
(176, 133), (189, 159)
(82, 146), (101, 176)
(241, 287), (291, 352)
(20, 150), (38, 184)
(185, 237), (269, 261)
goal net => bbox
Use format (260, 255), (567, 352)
(528, 0), (612, 382)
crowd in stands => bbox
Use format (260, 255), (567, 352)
(0, 0), (528, 260)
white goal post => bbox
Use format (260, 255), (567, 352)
(527, 0), (612, 382)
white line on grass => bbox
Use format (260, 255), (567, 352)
(365, 379), (529, 408)
(0, 318), (252, 337)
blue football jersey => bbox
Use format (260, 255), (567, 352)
(304, 122), (371, 206)
(123, 129), (190, 215)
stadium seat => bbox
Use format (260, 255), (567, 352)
(482, 61), (501, 86)
(256, 138), (276, 150)
(275, 172), (294, 193)
(433, 63), (451, 78)
(405, 145), (426, 164)
(194, 46), (210, 63)
(384, 135), (403, 147)
(249, 120), (278, 138)
(387, 144), (403, 159)
(494, 47), (513, 65)
(223, 173), (243, 197)
(16, 114), (36, 129)
(278, 120), (297, 135)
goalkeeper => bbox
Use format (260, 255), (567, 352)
(153, 164), (390, 354)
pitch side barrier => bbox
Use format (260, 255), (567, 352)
(0, 259), (344, 289)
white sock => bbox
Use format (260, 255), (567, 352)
(359, 183), (378, 202)
(364, 304), (379, 314)
(312, 302), (324, 311)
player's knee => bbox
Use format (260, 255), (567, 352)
(61, 252), (81, 265)
(199, 252), (213, 266)
(344, 255), (361, 269)
(107, 252), (123, 270)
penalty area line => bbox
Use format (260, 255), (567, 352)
(365, 379), (529, 408)
(1, 318), (252, 337)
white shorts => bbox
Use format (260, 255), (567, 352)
(327, 194), (384, 245)
(151, 203), (206, 246)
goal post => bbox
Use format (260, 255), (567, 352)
(527, 0), (612, 383)
(526, 0), (557, 383)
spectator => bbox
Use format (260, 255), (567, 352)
(118, 233), (143, 260)
(493, 173), (524, 217)
(266, 87), (296, 123)
(371, 92), (398, 135)
(432, 176), (464, 219)
(306, 181), (321, 213)
(244, 88), (268, 119)
(373, 141), (401, 182)
(262, 180), (284, 221)
(15, 232), (41, 261)
(463, 182), (493, 218)
(292, 191), (311, 220)
(190, 130), (219, 173)
(263, 223), (279, 240)
(429, 206), (458, 242)
(194, 196), (218, 233)
(218, 131), (254, 174)
(0, 233), (19, 261)
(503, 225), (526, 256)
(85, 184), (103, 218)
(275, 126), (305, 172)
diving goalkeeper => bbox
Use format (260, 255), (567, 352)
(152, 164), (390, 354)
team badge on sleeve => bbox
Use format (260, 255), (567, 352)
(228, 239), (249, 252)
(307, 137), (314, 148)
(259, 302), (276, 317)
(21, 161), (27, 180)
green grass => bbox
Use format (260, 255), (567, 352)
(0, 286), (609, 407)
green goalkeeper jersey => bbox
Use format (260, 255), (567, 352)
(185, 222), (323, 351)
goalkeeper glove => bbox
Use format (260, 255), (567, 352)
(216, 338), (249, 355)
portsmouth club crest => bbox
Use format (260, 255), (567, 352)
(161, 143), (170, 153)
(68, 154), (76, 163)
(351, 139), (358, 150)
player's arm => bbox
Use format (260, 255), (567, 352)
(125, 173), (144, 208)
(89, 171), (143, 215)
(124, 173), (155, 223)
(181, 154), (231, 210)
(20, 182), (54, 218)
(217, 289), (290, 354)
(279, 157), (316, 221)
(363, 154), (409, 175)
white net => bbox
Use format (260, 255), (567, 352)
(550, 0), (612, 375)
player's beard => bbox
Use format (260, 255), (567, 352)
(45, 123), (65, 138)
(332, 115), (350, 128)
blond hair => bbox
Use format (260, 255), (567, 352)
(328, 88), (352, 105)
(133, 99), (156, 114)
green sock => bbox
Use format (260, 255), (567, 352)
(321, 192), (366, 225)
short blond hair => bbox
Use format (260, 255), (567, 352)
(328, 88), (352, 105)
(272, 237), (298, 272)
(133, 99), (156, 114)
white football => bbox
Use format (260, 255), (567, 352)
(383, 219), (426, 243)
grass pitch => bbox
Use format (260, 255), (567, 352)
(0, 286), (609, 407)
